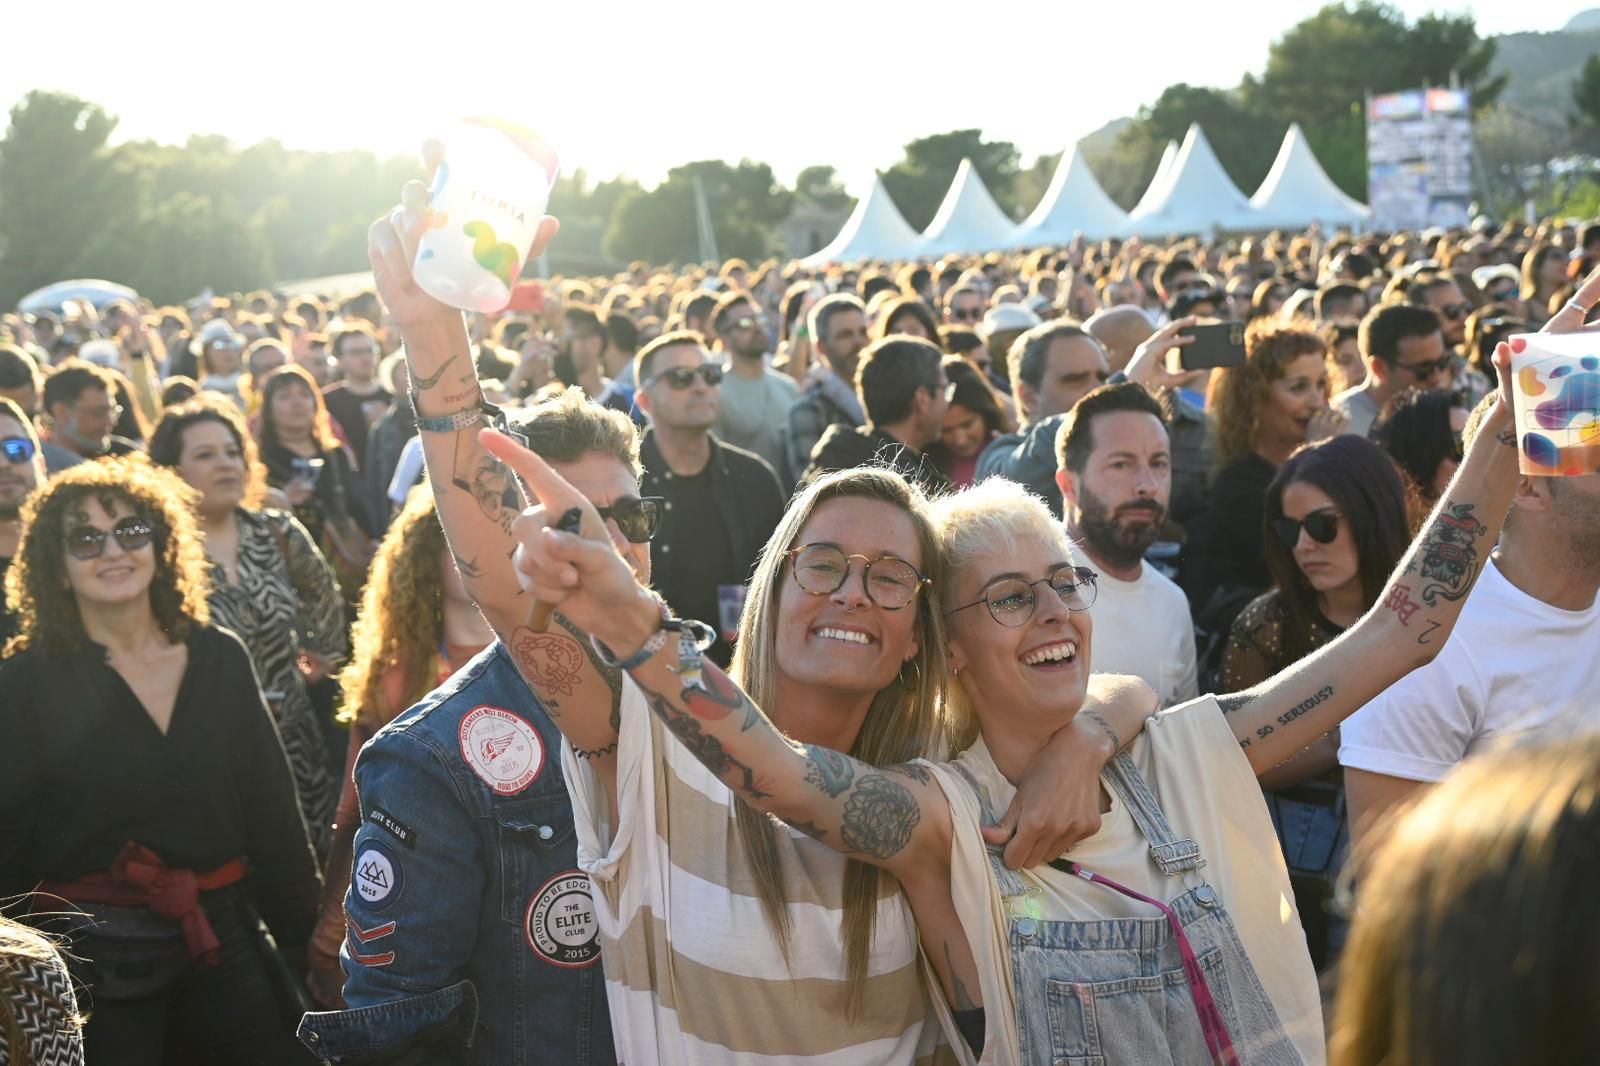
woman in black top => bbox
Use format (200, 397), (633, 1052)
(253, 364), (374, 601)
(1220, 434), (1410, 970)
(0, 457), (320, 1065)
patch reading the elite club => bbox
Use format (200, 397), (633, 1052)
(459, 705), (544, 795)
(353, 840), (402, 910)
(366, 806), (417, 848)
(525, 871), (600, 968)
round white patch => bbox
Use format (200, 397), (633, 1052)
(354, 844), (399, 907)
(525, 871), (600, 968)
(458, 705), (544, 795)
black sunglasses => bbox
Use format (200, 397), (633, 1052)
(595, 497), (664, 544)
(1391, 354), (1453, 380)
(1272, 508), (1340, 550)
(647, 364), (724, 390)
(2, 436), (37, 464)
(1439, 302), (1472, 320)
(950, 307), (982, 322)
(65, 517), (155, 560)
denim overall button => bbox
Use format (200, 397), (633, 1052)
(1193, 883), (1219, 908)
(1015, 917), (1038, 939)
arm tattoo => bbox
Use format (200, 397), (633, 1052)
(554, 613), (622, 700)
(1416, 619), (1443, 646)
(944, 940), (978, 1012)
(508, 626), (585, 699)
(1216, 692), (1256, 717)
(1496, 429), (1516, 448)
(452, 552), (483, 580)
(451, 436), (519, 535)
(839, 773), (921, 859)
(802, 745), (855, 797)
(886, 763), (934, 785)
(1404, 502), (1487, 604)
(410, 353), (459, 391)
(1083, 710), (1121, 752)
(1246, 685), (1335, 743)
(641, 686), (771, 800)
(683, 666), (763, 732)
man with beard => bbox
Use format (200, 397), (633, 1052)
(0, 396), (44, 642)
(709, 291), (798, 473)
(781, 293), (867, 486)
(636, 331), (784, 667)
(1054, 382), (1197, 706)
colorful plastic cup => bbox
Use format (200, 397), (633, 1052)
(412, 118), (560, 314)
(1508, 332), (1600, 476)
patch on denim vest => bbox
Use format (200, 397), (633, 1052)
(459, 705), (545, 795)
(525, 870), (600, 968)
(354, 840), (403, 910)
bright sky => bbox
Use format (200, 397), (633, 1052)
(0, 0), (1583, 194)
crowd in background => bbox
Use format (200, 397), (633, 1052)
(1, 212), (1598, 1066)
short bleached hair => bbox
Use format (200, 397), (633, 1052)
(927, 476), (1073, 585)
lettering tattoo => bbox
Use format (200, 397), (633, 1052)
(641, 686), (771, 800)
(1416, 619), (1443, 646)
(509, 626), (585, 698)
(1381, 582), (1422, 625)
(944, 940), (978, 1013)
(1252, 685), (1335, 741)
(839, 773), (921, 860)
(410, 353), (459, 392)
(802, 746), (856, 797)
(1405, 502), (1487, 605)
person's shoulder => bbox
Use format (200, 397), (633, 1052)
(714, 437), (780, 479)
(1138, 560), (1191, 606)
(765, 367), (799, 393)
(191, 622), (256, 673)
(1330, 385), (1373, 413)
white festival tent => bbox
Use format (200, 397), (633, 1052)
(1250, 123), (1372, 231)
(918, 158), (1018, 257)
(1126, 124), (1262, 236)
(1127, 140), (1180, 219)
(801, 174), (926, 265)
(1009, 145), (1129, 246)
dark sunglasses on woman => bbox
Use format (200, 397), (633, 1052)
(1272, 509), (1340, 550)
(595, 497), (665, 544)
(64, 518), (156, 560)
(647, 364), (724, 390)
(2, 436), (37, 463)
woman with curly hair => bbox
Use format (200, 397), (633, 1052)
(303, 487), (492, 1008)
(1187, 325), (1333, 638)
(149, 396), (346, 849)
(0, 458), (319, 1065)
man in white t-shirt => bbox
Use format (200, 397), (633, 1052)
(1054, 381), (1198, 706)
(1341, 447), (1600, 849)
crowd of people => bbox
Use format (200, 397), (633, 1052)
(0, 200), (1597, 1066)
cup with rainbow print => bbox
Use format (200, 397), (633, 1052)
(411, 118), (560, 314)
(1508, 331), (1600, 476)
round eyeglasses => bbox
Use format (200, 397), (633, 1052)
(783, 543), (929, 611)
(946, 565), (1098, 627)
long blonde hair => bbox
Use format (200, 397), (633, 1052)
(336, 486), (448, 729)
(727, 466), (953, 1013)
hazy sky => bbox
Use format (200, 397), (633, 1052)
(0, 0), (1583, 193)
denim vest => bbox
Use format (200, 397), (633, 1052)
(967, 753), (1300, 1066)
(298, 642), (616, 1065)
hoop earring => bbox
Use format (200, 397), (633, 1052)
(898, 657), (922, 690)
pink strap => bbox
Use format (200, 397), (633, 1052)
(1057, 861), (1239, 1066)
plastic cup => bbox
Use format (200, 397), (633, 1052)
(412, 118), (560, 314)
(1508, 332), (1600, 476)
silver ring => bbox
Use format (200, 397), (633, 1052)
(1563, 299), (1593, 317)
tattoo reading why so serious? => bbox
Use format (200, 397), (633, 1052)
(1253, 685), (1335, 741)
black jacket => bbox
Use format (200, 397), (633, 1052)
(803, 424), (951, 496)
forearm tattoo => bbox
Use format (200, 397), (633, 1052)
(641, 686), (770, 800)
(410, 353), (459, 392)
(451, 552), (482, 580)
(839, 773), (921, 860)
(1404, 502), (1487, 606)
(451, 435), (519, 536)
(802, 745), (855, 798)
(683, 666), (763, 732)
(1217, 691), (1257, 751)
(554, 612), (623, 730)
(1083, 710), (1121, 752)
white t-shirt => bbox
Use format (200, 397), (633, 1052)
(1340, 556), (1600, 783)
(923, 697), (1325, 1065)
(387, 436), (426, 508)
(1082, 558), (1199, 707)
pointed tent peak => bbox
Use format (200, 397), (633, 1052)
(919, 158), (1017, 257)
(1012, 144), (1129, 246)
(1130, 139), (1181, 217)
(1126, 123), (1259, 236)
(801, 172), (925, 266)
(1249, 124), (1371, 230)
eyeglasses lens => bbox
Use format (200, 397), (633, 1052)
(983, 566), (1097, 626)
(790, 544), (921, 609)
(1, 437), (36, 464)
(65, 518), (155, 560)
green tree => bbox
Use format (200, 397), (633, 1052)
(0, 92), (139, 308)
(794, 165), (853, 210)
(1113, 84), (1280, 199)
(1239, 2), (1505, 197)
(880, 129), (1022, 231)
(603, 160), (791, 265)
(1574, 54), (1600, 127)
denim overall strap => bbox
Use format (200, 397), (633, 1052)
(951, 762), (1036, 907)
(1104, 750), (1207, 877)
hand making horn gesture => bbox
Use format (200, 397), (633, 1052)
(480, 428), (653, 646)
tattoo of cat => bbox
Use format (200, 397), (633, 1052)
(802, 746), (855, 797)
(840, 773), (920, 859)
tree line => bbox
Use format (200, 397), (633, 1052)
(1, 2), (1594, 307)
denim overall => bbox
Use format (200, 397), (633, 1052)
(961, 752), (1302, 1066)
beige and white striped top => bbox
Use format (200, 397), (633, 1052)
(564, 678), (953, 1064)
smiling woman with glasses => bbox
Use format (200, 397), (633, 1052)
(0, 456), (321, 1063)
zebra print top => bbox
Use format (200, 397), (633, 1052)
(206, 509), (347, 845)
(0, 936), (83, 1066)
